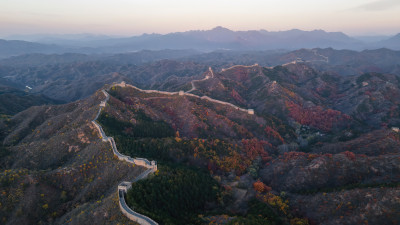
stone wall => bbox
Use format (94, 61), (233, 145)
(113, 82), (254, 115)
(92, 90), (158, 225)
(118, 189), (158, 225)
(92, 79), (258, 224)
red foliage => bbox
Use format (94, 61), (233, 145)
(281, 152), (307, 162)
(342, 151), (356, 161)
(231, 89), (246, 105)
(285, 100), (351, 132)
(242, 139), (272, 162)
(264, 126), (284, 144)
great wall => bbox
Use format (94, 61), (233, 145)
(92, 90), (158, 225)
(91, 68), (256, 224)
(220, 63), (259, 72)
(187, 66), (214, 93)
(114, 67), (255, 115)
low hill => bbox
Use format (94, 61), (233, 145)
(0, 86), (61, 115)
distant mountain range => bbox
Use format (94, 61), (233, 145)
(0, 39), (66, 58)
(1, 47), (399, 105)
(1, 27), (400, 58)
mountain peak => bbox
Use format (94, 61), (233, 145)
(393, 33), (400, 38)
(211, 26), (232, 32)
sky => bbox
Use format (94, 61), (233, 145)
(1, 0), (400, 38)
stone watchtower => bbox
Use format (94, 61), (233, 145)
(248, 109), (254, 115)
(151, 161), (157, 171)
(118, 181), (132, 193)
(179, 90), (184, 96)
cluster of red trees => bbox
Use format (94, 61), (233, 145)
(242, 139), (272, 162)
(285, 100), (351, 132)
(341, 151), (356, 161)
(230, 89), (246, 105)
(281, 151), (307, 161)
(205, 139), (273, 175)
(264, 126), (285, 144)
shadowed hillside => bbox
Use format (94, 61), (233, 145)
(0, 90), (146, 225)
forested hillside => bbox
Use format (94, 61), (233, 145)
(95, 84), (400, 224)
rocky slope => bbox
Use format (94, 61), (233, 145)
(0, 90), (146, 225)
(0, 86), (60, 115)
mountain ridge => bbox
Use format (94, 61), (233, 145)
(1, 27), (400, 58)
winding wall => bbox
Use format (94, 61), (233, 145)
(93, 76), (257, 224)
(92, 90), (158, 225)
(114, 71), (254, 115)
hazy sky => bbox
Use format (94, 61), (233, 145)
(1, 0), (400, 37)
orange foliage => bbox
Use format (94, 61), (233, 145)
(257, 192), (289, 214)
(253, 180), (272, 193)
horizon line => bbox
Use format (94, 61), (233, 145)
(1, 26), (399, 40)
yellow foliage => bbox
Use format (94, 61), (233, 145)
(290, 218), (309, 225)
(260, 193), (289, 215)
(175, 137), (182, 142)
